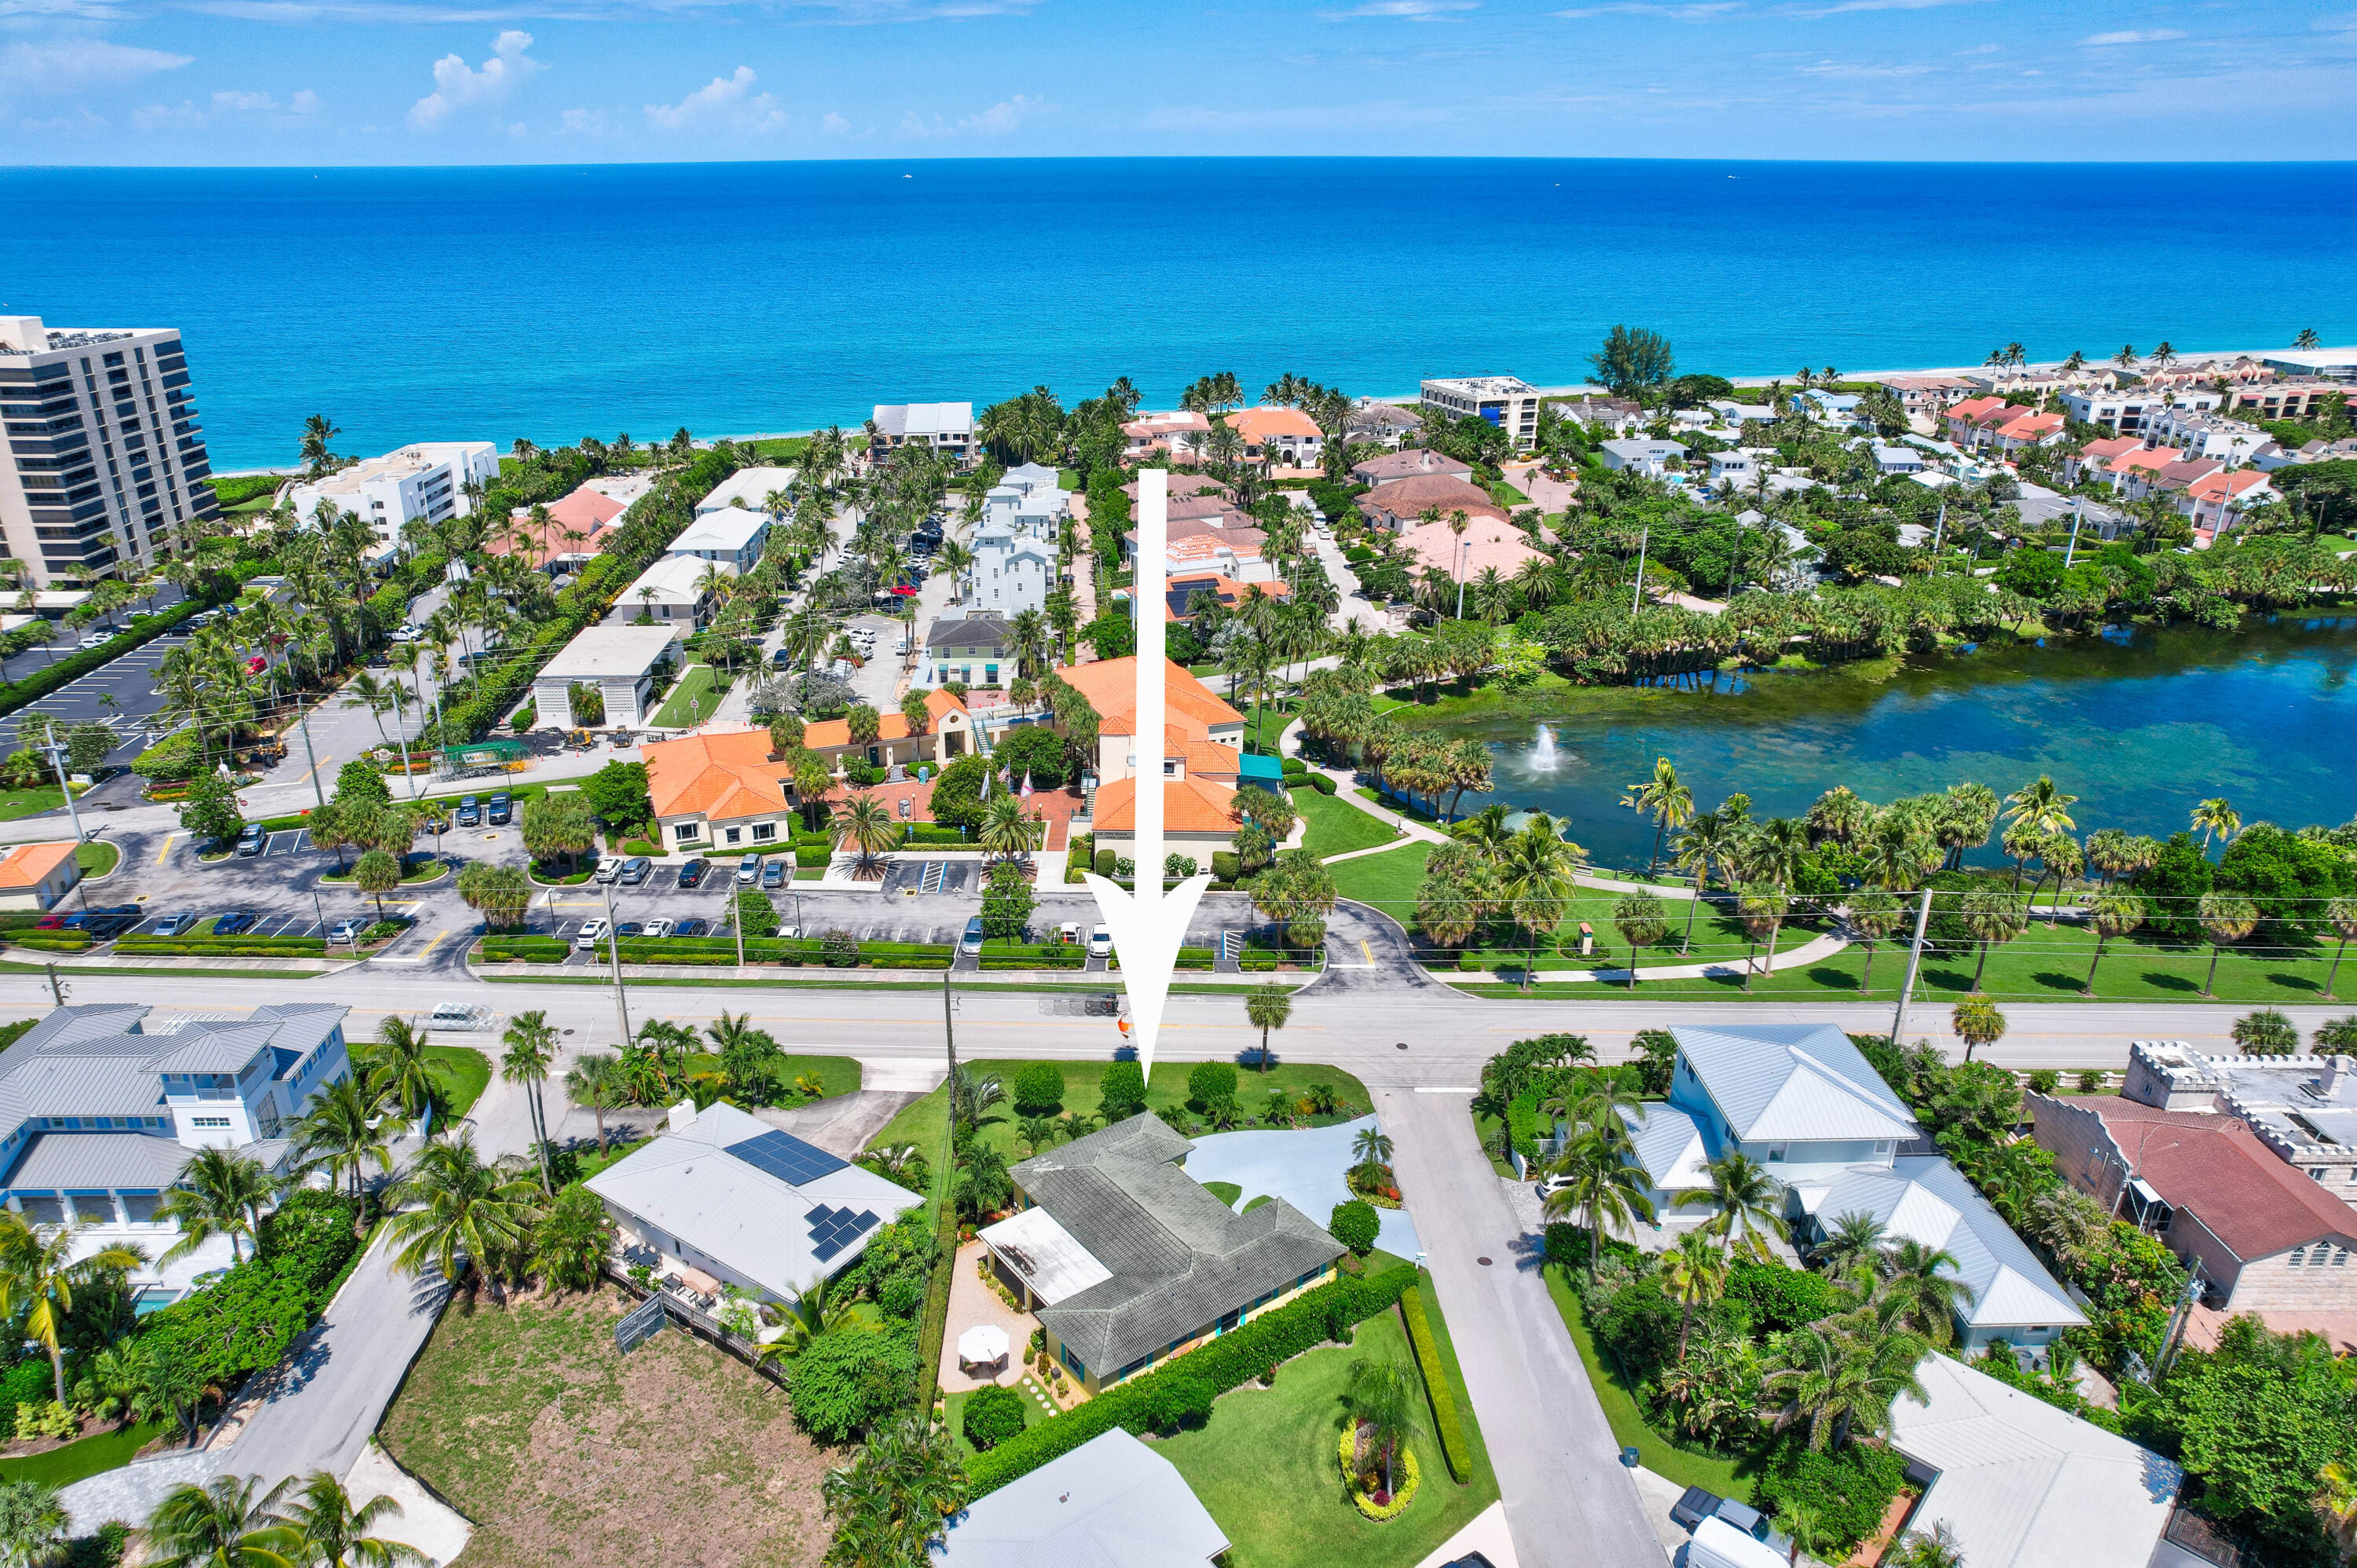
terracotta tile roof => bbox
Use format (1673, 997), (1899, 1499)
(803, 687), (968, 749)
(2109, 447), (2176, 474)
(2154, 458), (2224, 487)
(1352, 448), (1473, 485)
(1054, 657), (1241, 739)
(1121, 411), (1211, 438)
(1949, 397), (2011, 422)
(0, 841), (77, 889)
(493, 485), (626, 566)
(1356, 475), (1507, 526)
(643, 729), (792, 822)
(1997, 411), (2063, 439)
(1090, 774), (1240, 833)
(1226, 406), (1321, 441)
(2082, 437), (2143, 460)
(1120, 474), (1231, 502)
(2187, 470), (2271, 500)
(1168, 573), (1291, 610)
(2082, 1098), (2357, 1259)
(1395, 515), (1545, 582)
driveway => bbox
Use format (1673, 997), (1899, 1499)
(1184, 1114), (1420, 1257)
(1375, 1085), (1666, 1568)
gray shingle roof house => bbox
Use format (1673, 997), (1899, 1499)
(932, 1428), (1226, 1568)
(985, 1114), (1345, 1393)
(586, 1099), (922, 1303)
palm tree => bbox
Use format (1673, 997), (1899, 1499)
(1622, 757), (1694, 877)
(382, 1132), (541, 1302)
(1952, 994), (2007, 1061)
(1350, 1125), (1395, 1187)
(1674, 1152), (1787, 1261)
(1891, 1522), (1965, 1568)
(1541, 1131), (1658, 1279)
(500, 1009), (559, 1195)
(1767, 1323), (1929, 1452)
(977, 795), (1043, 864)
(1873, 1238), (1977, 1347)
(819, 1412), (967, 1568)
(564, 1053), (624, 1156)
(1848, 890), (1904, 996)
(1341, 1355), (1417, 1500)
(156, 1147), (272, 1265)
(2197, 891), (2260, 997)
(1662, 1229), (1729, 1362)
(2083, 888), (2147, 995)
(1016, 1116), (1058, 1156)
(2189, 796), (2241, 850)
(272, 1471), (428, 1568)
(2324, 895), (2357, 1001)
(0, 1215), (145, 1403)
(0, 1478), (67, 1568)
(755, 1274), (858, 1364)
(830, 790), (899, 877)
(1244, 981), (1290, 1073)
(144, 1475), (299, 1568)
(1959, 888), (2027, 991)
(1813, 1211), (1888, 1286)
(1670, 809), (1738, 954)
(365, 1015), (442, 1136)
(1499, 814), (1581, 991)
(2003, 775), (2078, 839)
(291, 1075), (398, 1229)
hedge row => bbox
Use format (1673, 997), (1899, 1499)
(968, 1265), (1416, 1495)
(480, 937), (571, 962)
(139, 1190), (361, 1387)
(0, 585), (238, 721)
(979, 957), (1083, 970)
(3, 933), (90, 952)
(1399, 1285), (1470, 1482)
(117, 934), (326, 955)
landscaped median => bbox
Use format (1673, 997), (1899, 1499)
(474, 933), (955, 969)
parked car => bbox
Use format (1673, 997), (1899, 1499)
(487, 792), (512, 825)
(1670, 1488), (1769, 1540)
(574, 918), (608, 951)
(777, 925), (804, 941)
(429, 1001), (496, 1031)
(213, 910), (259, 936)
(640, 918), (675, 940)
(328, 919), (363, 944)
(234, 822), (266, 856)
(760, 860), (786, 890)
(614, 921), (646, 939)
(736, 853), (761, 885)
(77, 632), (113, 650)
(595, 856), (624, 883)
(82, 913), (141, 937)
(1087, 925), (1113, 959)
(675, 858), (708, 888)
(455, 796), (482, 827)
(617, 857), (651, 886)
(152, 910), (197, 936)
(33, 913), (66, 930)
(960, 915), (985, 956)
(673, 918), (710, 938)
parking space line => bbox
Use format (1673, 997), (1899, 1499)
(413, 929), (450, 960)
(155, 833), (179, 864)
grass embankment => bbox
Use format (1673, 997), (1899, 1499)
(425, 1046), (492, 1119)
(652, 664), (729, 728)
(1157, 1288), (1498, 1568)
(0, 783), (86, 823)
(1541, 1262), (1752, 1497)
(75, 842), (119, 877)
(0, 1420), (167, 1488)
(867, 1060), (1374, 1166)
(1292, 785), (1402, 860)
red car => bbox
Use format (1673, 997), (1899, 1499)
(245, 655), (268, 675)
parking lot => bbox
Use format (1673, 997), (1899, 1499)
(9, 628), (197, 763)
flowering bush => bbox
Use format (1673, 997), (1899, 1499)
(1339, 1425), (1420, 1520)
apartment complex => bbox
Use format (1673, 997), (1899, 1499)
(0, 314), (223, 587)
(282, 441), (497, 541)
(871, 402), (974, 460)
(1419, 375), (1540, 449)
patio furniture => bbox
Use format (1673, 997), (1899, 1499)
(957, 1324), (1010, 1375)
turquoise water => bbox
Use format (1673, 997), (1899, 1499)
(1431, 617), (2357, 871)
(3, 159), (2355, 470)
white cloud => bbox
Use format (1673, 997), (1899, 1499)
(0, 0), (126, 19)
(211, 88), (277, 110)
(1, 38), (190, 90)
(643, 64), (784, 132)
(290, 87), (319, 112)
(2078, 28), (2185, 44)
(1798, 56), (1936, 75)
(408, 29), (540, 130)
(131, 99), (205, 130)
(1553, 1), (1738, 15)
(821, 110), (852, 134)
(559, 104), (606, 134)
(1319, 0), (1475, 15)
(896, 90), (1049, 138)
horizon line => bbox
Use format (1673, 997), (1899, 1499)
(9, 154), (2357, 174)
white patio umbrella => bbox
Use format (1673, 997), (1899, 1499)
(957, 1324), (1010, 1368)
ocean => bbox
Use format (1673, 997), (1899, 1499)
(5, 158), (2355, 472)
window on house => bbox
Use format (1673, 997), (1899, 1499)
(752, 823), (775, 842)
(192, 1116), (231, 1129)
(2289, 1247), (2308, 1267)
(1766, 1143), (1787, 1163)
(724, 827), (741, 844)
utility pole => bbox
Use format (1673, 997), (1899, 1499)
(46, 963), (65, 1007)
(2062, 496), (2085, 568)
(1631, 526), (1650, 614)
(942, 965), (962, 1144)
(294, 700), (328, 810)
(602, 878), (632, 1045)
(731, 888), (746, 969)
(42, 741), (91, 910)
(1930, 502), (1946, 570)
(1890, 885), (1936, 1046)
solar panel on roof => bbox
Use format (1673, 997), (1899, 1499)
(724, 1130), (847, 1187)
(813, 1236), (846, 1262)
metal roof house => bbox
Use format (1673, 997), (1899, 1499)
(981, 1114), (1345, 1395)
(1889, 1353), (2180, 1568)
(0, 1002), (352, 1304)
(585, 1099), (922, 1304)
(933, 1428), (1227, 1568)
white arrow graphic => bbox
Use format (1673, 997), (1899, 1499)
(1081, 467), (1211, 1079)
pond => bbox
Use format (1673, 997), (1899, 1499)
(1422, 616), (2357, 874)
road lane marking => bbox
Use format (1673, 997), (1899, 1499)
(1361, 940), (1374, 963)
(413, 929), (451, 960)
(155, 833), (179, 864)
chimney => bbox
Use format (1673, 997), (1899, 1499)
(667, 1097), (698, 1133)
(0, 317), (45, 354)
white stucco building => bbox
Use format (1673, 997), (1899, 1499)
(283, 441), (497, 540)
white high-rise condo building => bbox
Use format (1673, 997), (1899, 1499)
(0, 315), (222, 588)
(1420, 376), (1541, 451)
(282, 441), (498, 542)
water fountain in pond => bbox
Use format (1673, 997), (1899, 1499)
(1530, 724), (1561, 771)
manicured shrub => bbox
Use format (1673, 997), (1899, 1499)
(1754, 1436), (1908, 1553)
(1094, 848), (1116, 878)
(820, 929), (861, 967)
(735, 887), (779, 938)
(1187, 1061), (1238, 1107)
(1099, 1061), (1148, 1121)
(962, 1383), (1026, 1450)
(1126, 1374), (1213, 1435)
(1329, 1199), (1380, 1256)
(786, 1323), (918, 1443)
(1011, 1062), (1066, 1112)
(1211, 852), (1241, 884)
(1726, 1259), (1846, 1335)
(794, 842), (831, 867)
(1398, 1286), (1469, 1482)
(2026, 1068), (2061, 1095)
(1281, 756), (1307, 776)
(1306, 773), (1337, 796)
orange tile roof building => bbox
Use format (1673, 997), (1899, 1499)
(494, 485), (628, 570)
(1052, 657), (1249, 856)
(0, 842), (80, 911)
(1354, 475), (1508, 531)
(1225, 406), (1324, 467)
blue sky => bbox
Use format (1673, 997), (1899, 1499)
(5, 0), (2353, 165)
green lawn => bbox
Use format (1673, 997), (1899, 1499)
(1156, 1288), (1497, 1568)
(1204, 1181), (1244, 1206)
(652, 663), (729, 728)
(1329, 844), (1822, 972)
(675, 1050), (861, 1101)
(867, 1060), (1373, 1166)
(1541, 1263), (1754, 1498)
(428, 1046), (492, 1119)
(0, 783), (81, 823)
(75, 841), (119, 877)
(1293, 786), (1402, 861)
(0, 1420), (166, 1487)
(945, 1379), (1052, 1460)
